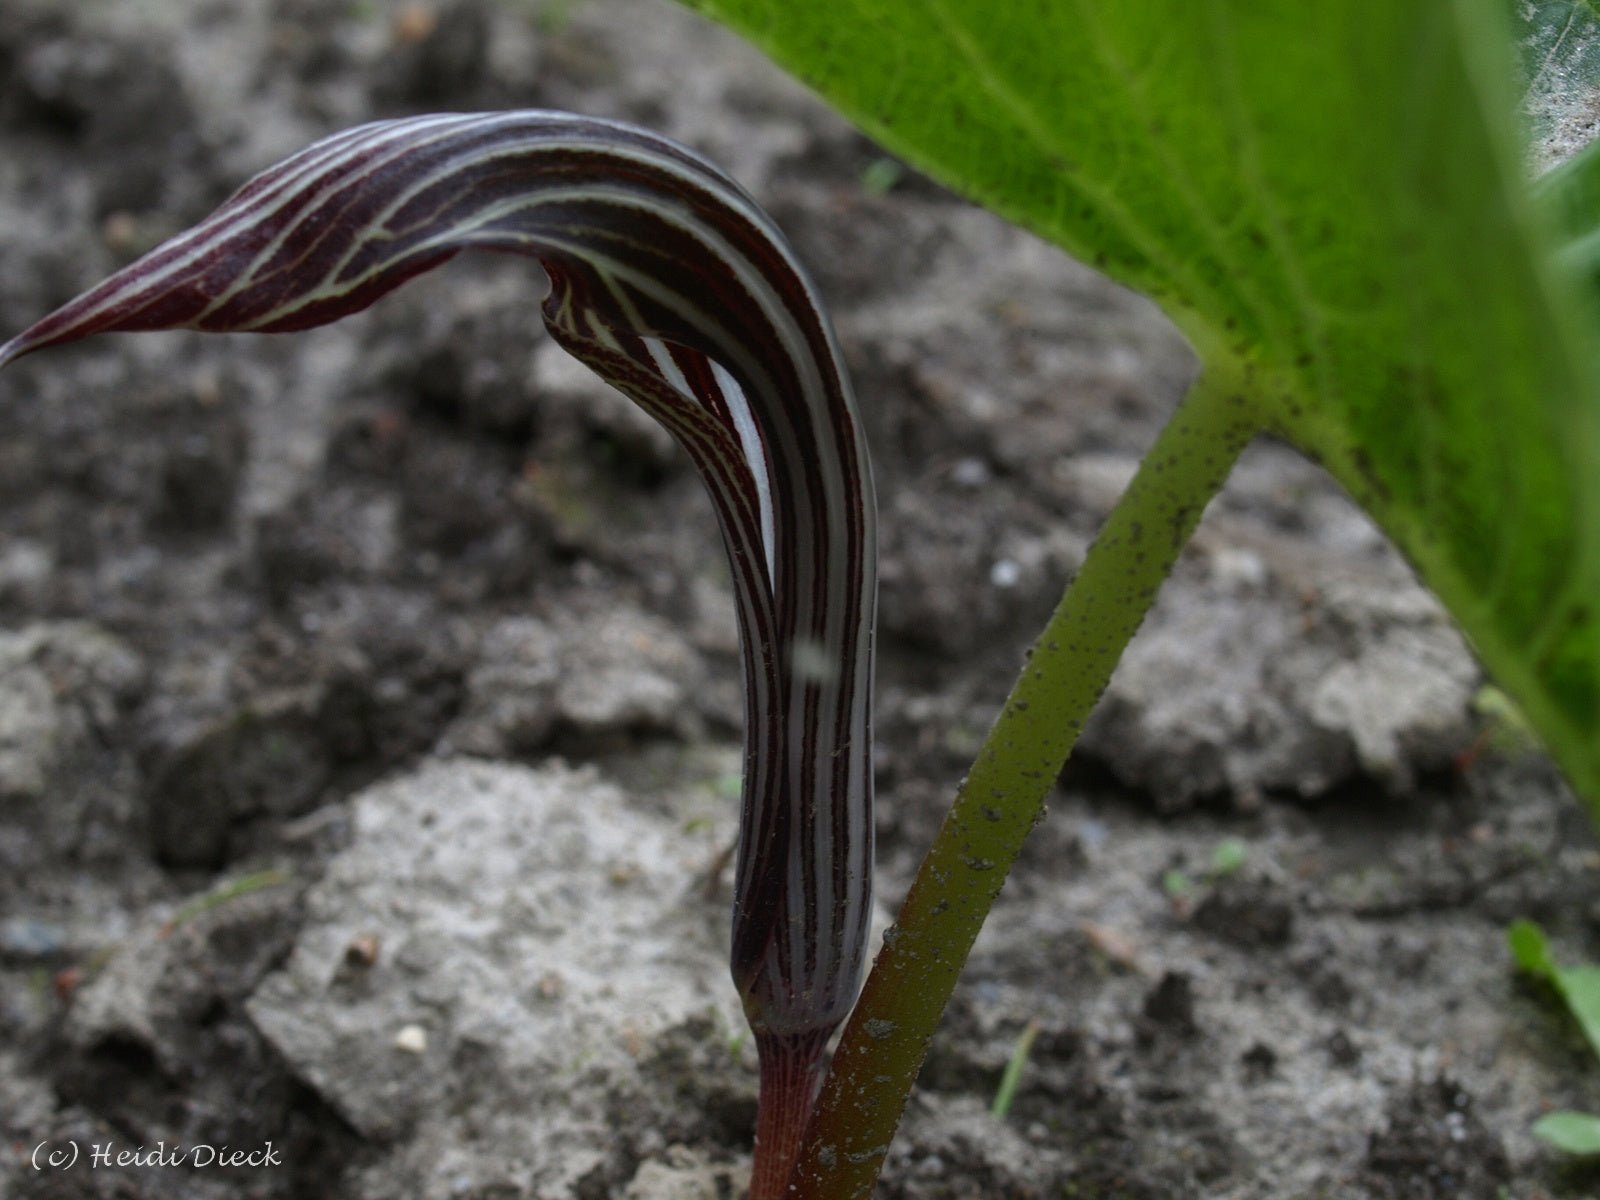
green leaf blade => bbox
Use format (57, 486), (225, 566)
(1561, 963), (1600, 1060)
(683, 0), (1600, 806)
(1509, 917), (1560, 980)
(1533, 1110), (1600, 1155)
(1510, 919), (1600, 1061)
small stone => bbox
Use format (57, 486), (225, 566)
(392, 4), (439, 44)
(393, 1024), (428, 1054)
(101, 210), (141, 253)
(1080, 921), (1141, 971)
(52, 966), (83, 1003)
(344, 934), (381, 968)
(608, 862), (642, 886)
(951, 456), (992, 488)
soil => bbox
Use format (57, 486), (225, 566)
(1, 2), (1598, 1198)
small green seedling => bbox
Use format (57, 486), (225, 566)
(1164, 837), (1250, 901)
(1508, 919), (1600, 1155)
(990, 1019), (1041, 1120)
(159, 867), (293, 937)
(1209, 838), (1249, 879)
(1161, 868), (1193, 901)
(858, 157), (903, 197)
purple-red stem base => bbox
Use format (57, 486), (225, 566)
(748, 1029), (831, 1200)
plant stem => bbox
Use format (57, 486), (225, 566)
(749, 1030), (830, 1200)
(787, 363), (1261, 1198)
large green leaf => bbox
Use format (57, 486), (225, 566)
(682, 0), (1600, 806)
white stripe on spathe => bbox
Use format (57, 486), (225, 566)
(713, 359), (779, 589)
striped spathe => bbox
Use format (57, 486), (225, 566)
(0, 110), (877, 1063)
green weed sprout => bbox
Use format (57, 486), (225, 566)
(1509, 919), (1600, 1156)
(990, 1019), (1041, 1120)
(1165, 837), (1251, 901)
(159, 868), (292, 937)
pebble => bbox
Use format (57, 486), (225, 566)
(344, 934), (381, 967)
(989, 558), (1021, 588)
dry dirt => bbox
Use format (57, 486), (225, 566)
(1, 1), (1598, 1198)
